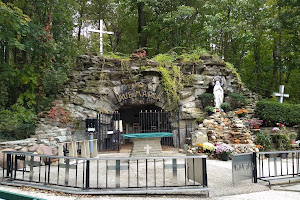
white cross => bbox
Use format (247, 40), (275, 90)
(144, 144), (152, 155)
(273, 85), (289, 103)
(89, 20), (114, 55)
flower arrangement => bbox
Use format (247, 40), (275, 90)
(272, 127), (280, 133)
(215, 144), (233, 156)
(256, 145), (264, 152)
(277, 123), (285, 128)
(236, 109), (248, 117)
(272, 123), (286, 133)
(248, 118), (263, 129)
(248, 118), (263, 126)
(197, 143), (203, 153)
(202, 142), (215, 153)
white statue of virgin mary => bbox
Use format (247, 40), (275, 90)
(213, 80), (224, 110)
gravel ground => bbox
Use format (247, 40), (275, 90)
(1, 150), (300, 200)
(0, 185), (299, 200)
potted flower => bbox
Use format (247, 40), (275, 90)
(256, 145), (264, 152)
(255, 132), (272, 158)
(289, 132), (297, 144)
(197, 143), (204, 153)
(202, 142), (215, 154)
(220, 102), (230, 113)
(272, 127), (280, 133)
(215, 144), (233, 161)
(236, 109), (247, 118)
(204, 106), (214, 116)
(248, 118), (263, 129)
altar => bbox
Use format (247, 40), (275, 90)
(122, 132), (173, 157)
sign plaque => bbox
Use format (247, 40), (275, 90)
(232, 153), (254, 185)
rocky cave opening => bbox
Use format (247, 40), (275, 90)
(119, 104), (163, 134)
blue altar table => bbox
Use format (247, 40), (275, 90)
(122, 132), (173, 157)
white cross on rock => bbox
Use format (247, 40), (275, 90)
(89, 20), (114, 55)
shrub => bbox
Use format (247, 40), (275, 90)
(48, 102), (74, 125)
(255, 100), (300, 126)
(198, 93), (214, 108)
(271, 134), (291, 151)
(220, 102), (230, 109)
(195, 117), (204, 124)
(227, 93), (247, 109)
(254, 132), (272, 151)
(0, 105), (36, 140)
(204, 106), (214, 112)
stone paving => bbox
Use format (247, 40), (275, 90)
(1, 149), (300, 199)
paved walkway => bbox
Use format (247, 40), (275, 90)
(0, 150), (300, 199)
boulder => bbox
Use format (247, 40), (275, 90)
(36, 144), (55, 155)
(0, 148), (23, 169)
(203, 119), (215, 127)
(36, 144), (58, 165)
(191, 130), (208, 146)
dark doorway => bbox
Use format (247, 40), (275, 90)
(119, 104), (162, 134)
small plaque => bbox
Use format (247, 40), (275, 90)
(87, 128), (95, 132)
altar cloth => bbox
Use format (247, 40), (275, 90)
(122, 132), (172, 139)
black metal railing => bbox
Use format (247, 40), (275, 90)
(185, 122), (193, 145)
(97, 112), (121, 151)
(139, 110), (174, 147)
(1, 151), (208, 195)
(254, 150), (300, 185)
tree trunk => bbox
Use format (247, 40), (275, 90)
(278, 7), (282, 85)
(253, 40), (261, 93)
(77, 1), (86, 42)
(137, 2), (147, 48)
(223, 7), (231, 61)
(77, 22), (82, 42)
(4, 42), (9, 63)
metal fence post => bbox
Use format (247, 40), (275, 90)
(177, 104), (181, 148)
(6, 153), (11, 177)
(86, 160), (90, 189)
(253, 152), (257, 183)
(202, 157), (208, 187)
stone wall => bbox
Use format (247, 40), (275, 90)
(13, 54), (258, 149)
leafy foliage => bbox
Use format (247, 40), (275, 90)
(0, 0), (77, 139)
(271, 134), (291, 151)
(153, 53), (183, 103)
(48, 102), (74, 124)
(0, 105), (36, 140)
(220, 102), (230, 109)
(255, 132), (272, 151)
(204, 106), (214, 112)
(198, 93), (214, 108)
(0, 0), (299, 141)
(74, 0), (299, 103)
(228, 93), (248, 109)
(255, 100), (300, 126)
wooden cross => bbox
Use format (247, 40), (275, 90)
(144, 144), (152, 155)
(89, 20), (114, 55)
(273, 85), (289, 103)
